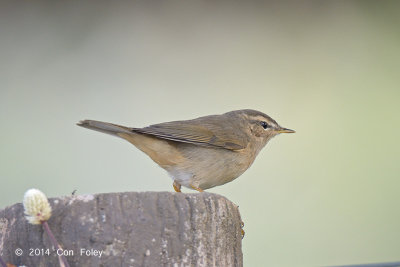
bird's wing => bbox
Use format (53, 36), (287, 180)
(133, 118), (247, 151)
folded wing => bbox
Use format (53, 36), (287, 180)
(133, 117), (247, 151)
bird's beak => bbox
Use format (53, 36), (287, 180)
(276, 127), (295, 133)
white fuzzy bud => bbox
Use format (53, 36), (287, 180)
(23, 188), (52, 224)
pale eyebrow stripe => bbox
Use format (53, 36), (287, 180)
(247, 116), (278, 128)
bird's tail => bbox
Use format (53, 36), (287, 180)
(77, 120), (133, 137)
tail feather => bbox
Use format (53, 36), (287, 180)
(77, 120), (133, 137)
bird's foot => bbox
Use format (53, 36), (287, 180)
(173, 181), (182, 192)
(190, 184), (204, 192)
(240, 220), (245, 239)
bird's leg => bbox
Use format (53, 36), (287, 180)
(240, 221), (245, 239)
(173, 181), (182, 192)
(190, 184), (204, 192)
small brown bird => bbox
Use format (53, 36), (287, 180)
(77, 109), (294, 192)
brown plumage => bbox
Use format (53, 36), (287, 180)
(77, 109), (294, 192)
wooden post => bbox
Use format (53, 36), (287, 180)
(0, 192), (243, 267)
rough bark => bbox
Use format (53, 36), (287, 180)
(0, 192), (243, 267)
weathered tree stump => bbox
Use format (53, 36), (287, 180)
(0, 192), (243, 267)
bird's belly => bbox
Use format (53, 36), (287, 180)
(166, 145), (253, 190)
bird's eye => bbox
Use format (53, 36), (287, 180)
(260, 121), (269, 129)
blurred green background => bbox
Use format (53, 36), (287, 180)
(1, 1), (399, 266)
